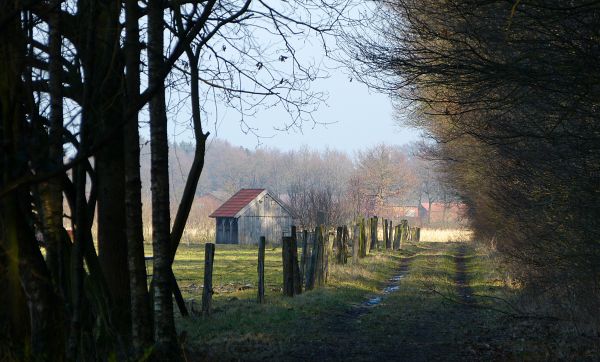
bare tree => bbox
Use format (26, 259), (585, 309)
(0, 0), (361, 359)
(355, 143), (411, 213)
(347, 0), (600, 329)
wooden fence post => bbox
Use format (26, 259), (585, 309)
(365, 217), (370, 253)
(400, 220), (408, 248)
(352, 224), (359, 264)
(335, 226), (343, 264)
(359, 218), (367, 258)
(388, 220), (393, 249)
(282, 236), (295, 297)
(305, 227), (319, 291)
(300, 230), (308, 288)
(342, 225), (349, 264)
(384, 219), (390, 249)
(317, 226), (326, 286)
(202, 243), (215, 316)
(383, 218), (386, 248)
(258, 237), (265, 303)
(415, 227), (421, 242)
(371, 216), (378, 251)
(303, 230), (313, 289)
(291, 226), (302, 295)
(403, 220), (410, 245)
(324, 230), (330, 284)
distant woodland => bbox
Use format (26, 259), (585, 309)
(145, 139), (461, 242)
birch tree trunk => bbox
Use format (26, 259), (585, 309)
(148, 0), (180, 358)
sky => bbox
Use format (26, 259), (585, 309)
(204, 69), (421, 154)
(165, 2), (422, 154)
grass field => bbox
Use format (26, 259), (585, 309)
(145, 242), (400, 304)
(146, 239), (598, 360)
(163, 228), (473, 301)
(419, 227), (473, 242)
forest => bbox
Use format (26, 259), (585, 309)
(148, 139), (460, 242)
(1, 0), (599, 361)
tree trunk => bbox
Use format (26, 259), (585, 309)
(86, 0), (131, 342)
(164, 34), (210, 317)
(39, 5), (68, 298)
(0, 7), (64, 357)
(148, 1), (180, 358)
(124, 0), (153, 355)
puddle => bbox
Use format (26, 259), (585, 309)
(354, 258), (412, 311)
(389, 275), (404, 282)
(383, 285), (400, 294)
(366, 297), (382, 306)
(361, 271), (408, 308)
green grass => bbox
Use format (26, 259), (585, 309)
(148, 241), (597, 360)
(146, 243), (400, 302)
(158, 243), (284, 300)
(163, 243), (403, 360)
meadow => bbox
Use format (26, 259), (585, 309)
(141, 228), (596, 360)
(143, 228), (471, 301)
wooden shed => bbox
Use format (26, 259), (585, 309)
(209, 188), (295, 245)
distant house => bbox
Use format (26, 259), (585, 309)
(376, 203), (428, 225)
(420, 202), (468, 225)
(209, 188), (295, 244)
(195, 193), (224, 213)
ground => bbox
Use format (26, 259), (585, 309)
(155, 241), (599, 361)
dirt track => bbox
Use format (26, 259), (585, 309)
(285, 242), (490, 361)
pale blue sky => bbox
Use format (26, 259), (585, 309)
(165, 2), (420, 154)
(194, 68), (420, 153)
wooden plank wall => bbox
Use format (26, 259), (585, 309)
(237, 193), (293, 245)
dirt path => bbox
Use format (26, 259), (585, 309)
(186, 242), (513, 361)
(292, 256), (414, 361)
(455, 244), (474, 305)
(291, 242), (491, 361)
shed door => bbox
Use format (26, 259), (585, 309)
(232, 218), (238, 244)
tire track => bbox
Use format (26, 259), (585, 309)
(305, 256), (413, 361)
(454, 244), (474, 304)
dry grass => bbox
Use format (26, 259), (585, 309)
(419, 228), (473, 243)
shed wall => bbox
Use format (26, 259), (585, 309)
(237, 194), (293, 245)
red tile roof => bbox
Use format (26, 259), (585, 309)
(209, 189), (265, 218)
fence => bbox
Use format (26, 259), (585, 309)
(194, 217), (420, 314)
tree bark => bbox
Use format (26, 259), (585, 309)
(85, 0), (131, 342)
(39, 4), (68, 299)
(165, 11), (211, 316)
(148, 0), (180, 358)
(125, 0), (153, 355)
(0, 7), (64, 355)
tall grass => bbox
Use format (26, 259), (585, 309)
(419, 228), (473, 242)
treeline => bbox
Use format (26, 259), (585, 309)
(351, 1), (600, 330)
(154, 139), (460, 233)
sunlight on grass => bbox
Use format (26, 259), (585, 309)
(176, 246), (402, 360)
(420, 228), (473, 242)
